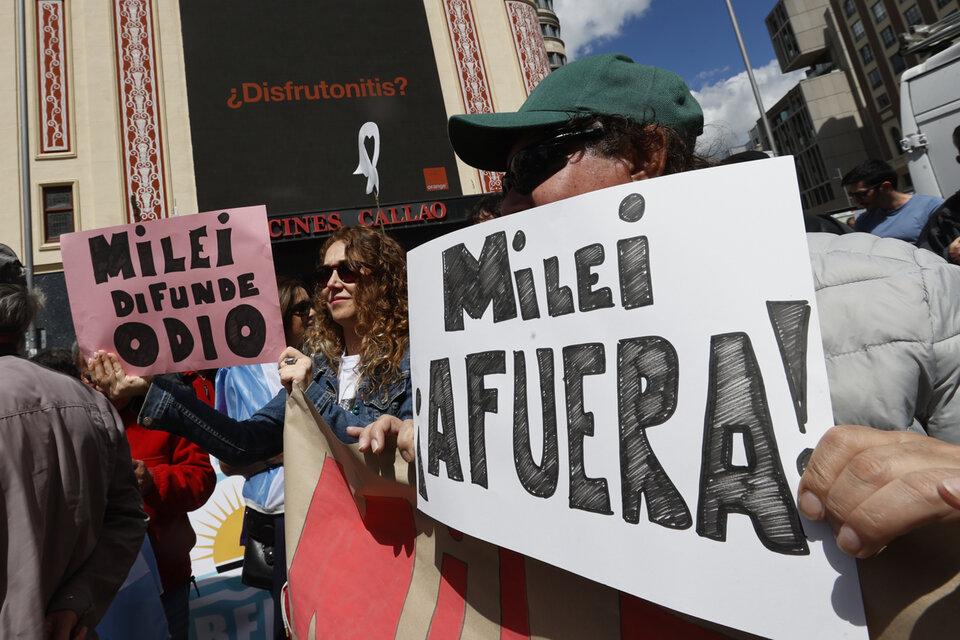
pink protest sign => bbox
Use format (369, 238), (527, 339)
(61, 206), (286, 375)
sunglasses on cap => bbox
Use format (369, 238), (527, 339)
(289, 300), (314, 318)
(316, 261), (361, 285)
(502, 124), (605, 196)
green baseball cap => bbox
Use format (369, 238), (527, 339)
(448, 53), (704, 171)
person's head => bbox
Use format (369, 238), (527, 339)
(953, 125), (960, 162)
(277, 276), (313, 349)
(448, 54), (707, 215)
(841, 159), (900, 209)
(0, 244), (41, 354)
(31, 348), (81, 379)
(469, 193), (505, 224)
(306, 226), (408, 390)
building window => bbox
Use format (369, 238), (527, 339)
(852, 20), (866, 40)
(844, 0), (856, 16)
(877, 92), (891, 109)
(891, 53), (907, 73)
(904, 4), (923, 25)
(871, 1), (888, 22)
(869, 67), (883, 88)
(881, 26), (897, 48)
(540, 23), (560, 38)
(891, 127), (903, 154)
(537, 0), (555, 10)
(938, 0), (952, 8)
(860, 44), (874, 63)
(42, 184), (74, 243)
(547, 52), (566, 68)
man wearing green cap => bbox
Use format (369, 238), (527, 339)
(449, 53), (708, 216)
(450, 52), (960, 606)
(353, 52), (960, 635)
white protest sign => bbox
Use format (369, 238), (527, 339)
(407, 158), (866, 640)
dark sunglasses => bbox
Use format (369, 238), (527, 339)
(289, 300), (313, 318)
(316, 261), (360, 285)
(502, 124), (605, 195)
(847, 184), (880, 200)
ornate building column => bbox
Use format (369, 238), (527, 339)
(36, 0), (71, 155)
(505, 0), (550, 94)
(113, 0), (168, 221)
(441, 0), (502, 192)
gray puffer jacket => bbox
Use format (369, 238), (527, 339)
(810, 232), (960, 444)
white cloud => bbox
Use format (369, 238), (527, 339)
(693, 59), (806, 156)
(553, 0), (652, 59)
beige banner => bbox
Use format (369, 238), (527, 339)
(281, 388), (958, 639)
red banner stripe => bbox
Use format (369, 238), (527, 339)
(428, 555), (469, 639)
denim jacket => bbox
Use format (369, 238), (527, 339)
(138, 351), (412, 467)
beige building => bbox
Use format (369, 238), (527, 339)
(762, 0), (960, 214)
(1, 0), (552, 348)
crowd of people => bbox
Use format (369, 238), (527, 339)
(2, 51), (960, 639)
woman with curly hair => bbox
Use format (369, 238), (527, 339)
(131, 225), (412, 473)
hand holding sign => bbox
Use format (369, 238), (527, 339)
(88, 350), (150, 408)
(799, 424), (960, 558)
(346, 416), (415, 462)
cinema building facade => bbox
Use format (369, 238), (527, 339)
(0, 0), (554, 348)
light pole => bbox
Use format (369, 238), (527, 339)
(16, 0), (37, 354)
(724, 0), (780, 156)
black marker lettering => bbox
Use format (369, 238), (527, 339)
(575, 244), (614, 312)
(697, 332), (809, 555)
(170, 285), (189, 310)
(513, 349), (559, 498)
(465, 351), (505, 488)
(618, 336), (690, 528)
(163, 317), (194, 363)
(224, 304), (267, 358)
(114, 322), (159, 367)
(189, 225), (210, 269)
(111, 290), (134, 318)
(427, 358), (463, 481)
(617, 236), (653, 309)
(160, 236), (186, 273)
(544, 256), (575, 317)
(191, 281), (216, 305)
(135, 240), (156, 277)
(766, 301), (811, 433)
(237, 273), (260, 298)
(563, 343), (613, 515)
(89, 232), (134, 284)
(196, 315), (218, 360)
(148, 282), (167, 311)
(514, 269), (540, 320)
(216, 226), (234, 267)
(442, 231), (517, 331)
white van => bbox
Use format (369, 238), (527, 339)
(900, 41), (960, 199)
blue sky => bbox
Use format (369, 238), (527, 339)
(553, 0), (803, 152)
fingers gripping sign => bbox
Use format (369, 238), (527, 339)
(278, 346), (313, 393)
(346, 416), (415, 463)
(798, 425), (960, 558)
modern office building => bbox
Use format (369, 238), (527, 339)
(762, 0), (959, 214)
(828, 0), (959, 167)
(2, 0), (553, 349)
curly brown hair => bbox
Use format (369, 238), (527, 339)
(304, 226), (408, 396)
(557, 114), (713, 175)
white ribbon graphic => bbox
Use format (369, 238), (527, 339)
(353, 122), (380, 196)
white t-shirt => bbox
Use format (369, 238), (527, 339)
(337, 354), (361, 410)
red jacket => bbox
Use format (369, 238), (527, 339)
(123, 373), (216, 592)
